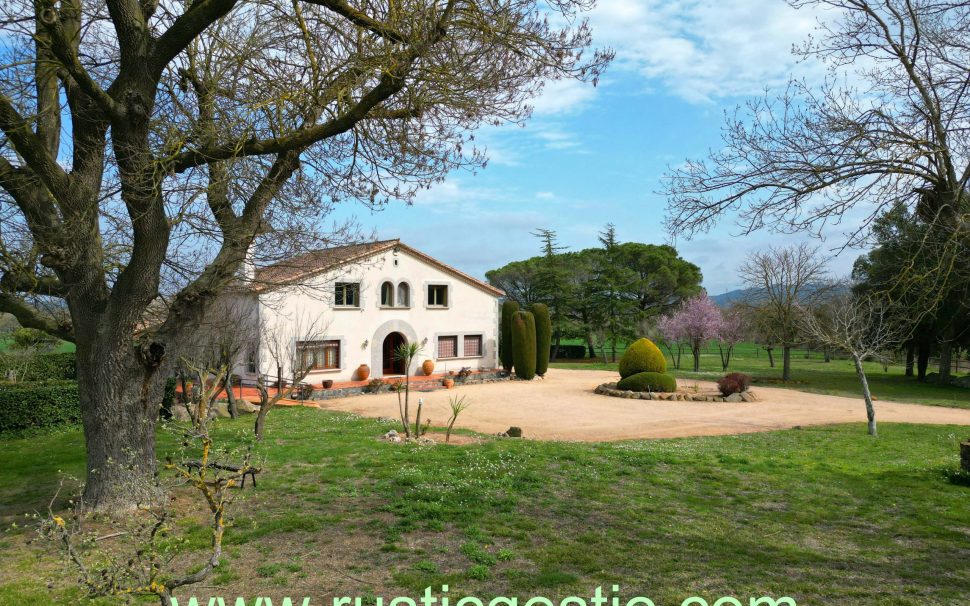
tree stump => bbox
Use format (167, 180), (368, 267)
(961, 441), (970, 473)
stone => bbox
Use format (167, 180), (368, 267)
(171, 405), (191, 422)
(725, 393), (743, 403)
(954, 376), (970, 389)
(236, 398), (260, 414)
(506, 426), (523, 438)
(211, 402), (232, 418)
(740, 391), (757, 403)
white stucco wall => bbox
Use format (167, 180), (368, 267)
(244, 246), (500, 383)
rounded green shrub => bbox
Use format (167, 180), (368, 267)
(532, 303), (551, 377)
(512, 311), (536, 380)
(618, 337), (666, 378)
(616, 371), (677, 393)
(499, 300), (520, 371)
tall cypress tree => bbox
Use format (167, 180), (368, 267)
(532, 303), (552, 376)
(499, 300), (520, 371)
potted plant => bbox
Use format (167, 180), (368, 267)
(442, 376), (455, 389)
(321, 379), (334, 389)
(357, 364), (370, 381)
(421, 359), (435, 376)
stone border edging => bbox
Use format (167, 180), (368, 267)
(594, 382), (758, 403)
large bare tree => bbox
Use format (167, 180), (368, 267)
(800, 292), (911, 435)
(0, 0), (610, 508)
(663, 0), (970, 305)
(737, 243), (830, 381)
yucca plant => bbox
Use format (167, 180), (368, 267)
(393, 341), (423, 438)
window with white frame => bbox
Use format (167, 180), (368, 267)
(427, 284), (448, 307)
(334, 282), (360, 307)
(297, 340), (340, 370)
(463, 335), (483, 357)
(437, 335), (458, 359)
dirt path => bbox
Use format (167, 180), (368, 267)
(315, 368), (970, 441)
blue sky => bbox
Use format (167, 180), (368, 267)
(331, 0), (863, 296)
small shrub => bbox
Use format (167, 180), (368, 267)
(717, 372), (752, 396)
(0, 351), (76, 381)
(616, 371), (677, 393)
(364, 378), (385, 393)
(618, 338), (666, 378)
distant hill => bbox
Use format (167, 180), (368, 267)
(710, 283), (847, 308)
(710, 288), (757, 307)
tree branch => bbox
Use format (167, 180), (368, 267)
(0, 94), (71, 200)
(300, 0), (409, 43)
(0, 291), (74, 341)
(151, 0), (240, 77)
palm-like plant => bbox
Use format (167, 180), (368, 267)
(393, 341), (423, 438)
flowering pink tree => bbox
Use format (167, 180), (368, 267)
(717, 307), (747, 370)
(660, 293), (724, 371)
(657, 314), (686, 369)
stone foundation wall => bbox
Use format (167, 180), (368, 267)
(594, 382), (758, 403)
(311, 371), (509, 400)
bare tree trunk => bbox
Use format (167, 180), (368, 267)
(692, 340), (701, 372)
(254, 384), (270, 440)
(585, 333), (596, 359)
(782, 345), (792, 381)
(77, 341), (165, 509)
(917, 340), (930, 381)
(824, 346), (831, 363)
(224, 377), (239, 419)
(938, 339), (953, 385)
(852, 354), (877, 436)
(766, 346), (775, 368)
(904, 342), (915, 377)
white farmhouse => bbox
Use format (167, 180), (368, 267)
(237, 239), (503, 385)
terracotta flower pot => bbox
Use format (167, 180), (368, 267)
(357, 364), (370, 381)
(321, 379), (334, 389)
(422, 359), (435, 376)
(442, 378), (455, 389)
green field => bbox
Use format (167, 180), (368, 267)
(1, 410), (969, 605)
(0, 337), (75, 354)
(552, 341), (970, 409)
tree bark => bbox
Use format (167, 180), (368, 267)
(692, 341), (701, 372)
(782, 345), (792, 381)
(904, 342), (915, 377)
(853, 354), (877, 436)
(76, 339), (165, 509)
(917, 340), (930, 381)
(766, 346), (775, 368)
(224, 377), (239, 419)
(938, 340), (953, 384)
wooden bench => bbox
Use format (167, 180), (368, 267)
(182, 461), (261, 488)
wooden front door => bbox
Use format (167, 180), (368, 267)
(382, 332), (406, 375)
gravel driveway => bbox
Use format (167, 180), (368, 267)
(315, 368), (970, 441)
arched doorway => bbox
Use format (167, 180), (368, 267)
(382, 332), (407, 375)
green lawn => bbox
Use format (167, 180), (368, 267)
(0, 337), (75, 353)
(552, 341), (970, 409)
(1, 410), (969, 605)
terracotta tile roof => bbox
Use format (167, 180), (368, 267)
(252, 239), (504, 297)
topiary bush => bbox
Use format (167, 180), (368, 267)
(616, 371), (677, 393)
(618, 338), (666, 378)
(717, 372), (752, 396)
(499, 300), (520, 371)
(511, 310), (536, 380)
(0, 381), (80, 434)
(532, 303), (551, 377)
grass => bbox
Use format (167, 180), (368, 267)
(552, 341), (970, 409)
(0, 337), (75, 353)
(1, 408), (969, 604)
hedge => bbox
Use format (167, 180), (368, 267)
(0, 351), (76, 381)
(0, 380), (80, 433)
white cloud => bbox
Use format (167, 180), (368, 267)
(530, 78), (600, 116)
(535, 191), (556, 200)
(588, 0), (828, 103)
